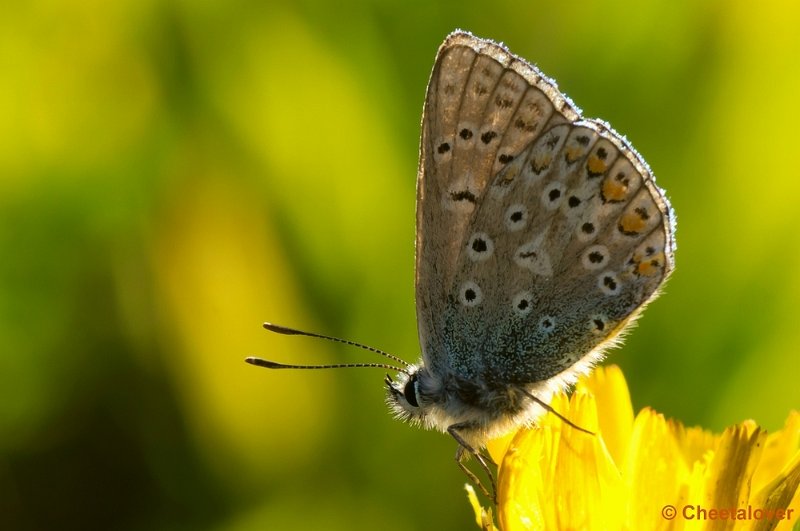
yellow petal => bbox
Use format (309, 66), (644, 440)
(470, 367), (800, 531)
(701, 423), (767, 528)
(577, 364), (634, 470)
(748, 452), (800, 531)
(497, 393), (564, 531)
(670, 421), (719, 472)
(625, 407), (690, 530)
(465, 484), (498, 531)
(487, 429), (517, 466)
(498, 388), (624, 530)
(751, 411), (800, 494)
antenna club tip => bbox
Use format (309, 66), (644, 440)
(245, 357), (283, 369)
(263, 322), (299, 335)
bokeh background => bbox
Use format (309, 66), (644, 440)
(2, 1), (798, 530)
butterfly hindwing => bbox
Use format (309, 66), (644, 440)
(450, 118), (674, 383)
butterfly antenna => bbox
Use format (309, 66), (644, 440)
(245, 357), (409, 374)
(246, 322), (412, 376)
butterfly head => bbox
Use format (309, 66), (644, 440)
(386, 364), (455, 428)
(386, 367), (423, 421)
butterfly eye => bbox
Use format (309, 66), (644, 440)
(404, 374), (420, 407)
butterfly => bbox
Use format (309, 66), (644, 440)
(248, 30), (675, 501)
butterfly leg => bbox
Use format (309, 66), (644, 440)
(448, 424), (497, 504)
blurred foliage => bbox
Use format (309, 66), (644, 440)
(1, 1), (798, 530)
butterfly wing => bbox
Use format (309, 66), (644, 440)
(416, 31), (675, 384)
(416, 31), (580, 374)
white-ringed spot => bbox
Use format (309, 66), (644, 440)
(576, 212), (599, 243)
(433, 135), (454, 164)
(459, 281), (483, 307)
(511, 291), (533, 317)
(505, 204), (528, 231)
(466, 232), (494, 261)
(598, 271), (621, 296)
(541, 182), (565, 210)
(538, 315), (556, 333)
(588, 314), (609, 335)
(582, 244), (610, 270)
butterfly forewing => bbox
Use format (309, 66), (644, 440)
(416, 31), (675, 383)
(416, 33), (578, 370)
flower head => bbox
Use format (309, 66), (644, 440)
(468, 365), (800, 530)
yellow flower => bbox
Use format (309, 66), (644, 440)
(467, 365), (800, 531)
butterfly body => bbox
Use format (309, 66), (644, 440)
(386, 31), (675, 450)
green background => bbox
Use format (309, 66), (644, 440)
(1, 1), (798, 530)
